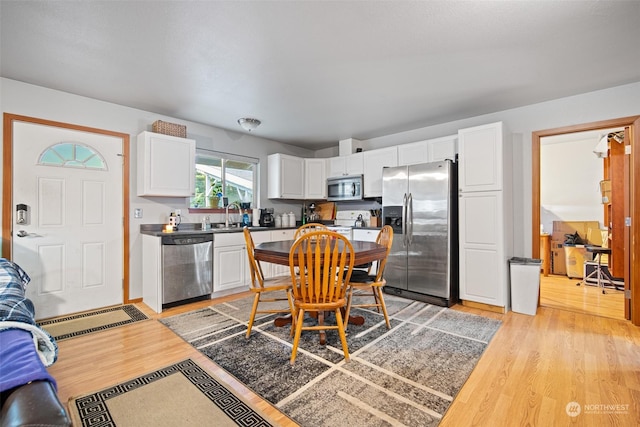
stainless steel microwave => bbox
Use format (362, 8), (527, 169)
(327, 175), (364, 201)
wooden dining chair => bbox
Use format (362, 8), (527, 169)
(344, 225), (394, 329)
(293, 223), (329, 240)
(288, 230), (355, 365)
(243, 227), (295, 338)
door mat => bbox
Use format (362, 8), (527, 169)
(68, 359), (277, 427)
(161, 293), (502, 426)
(38, 304), (148, 341)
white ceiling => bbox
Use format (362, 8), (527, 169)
(2, 1), (639, 150)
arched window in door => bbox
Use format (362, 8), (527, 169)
(38, 142), (107, 170)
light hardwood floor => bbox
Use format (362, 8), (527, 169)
(540, 273), (625, 320)
(48, 289), (640, 426)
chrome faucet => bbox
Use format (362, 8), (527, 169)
(225, 201), (241, 227)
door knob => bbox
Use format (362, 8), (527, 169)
(16, 230), (27, 237)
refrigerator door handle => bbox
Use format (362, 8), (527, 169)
(407, 192), (414, 246)
(402, 192), (408, 247)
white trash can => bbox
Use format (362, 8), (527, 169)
(509, 257), (542, 316)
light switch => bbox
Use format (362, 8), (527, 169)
(134, 208), (143, 218)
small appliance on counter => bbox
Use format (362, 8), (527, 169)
(305, 203), (320, 222)
(259, 208), (275, 227)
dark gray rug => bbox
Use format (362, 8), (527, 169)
(161, 292), (502, 426)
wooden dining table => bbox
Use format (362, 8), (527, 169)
(253, 238), (387, 343)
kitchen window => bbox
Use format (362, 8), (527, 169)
(190, 150), (257, 209)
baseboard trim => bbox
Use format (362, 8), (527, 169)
(461, 300), (506, 314)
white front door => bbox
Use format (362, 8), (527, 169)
(11, 120), (123, 319)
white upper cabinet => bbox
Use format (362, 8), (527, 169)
(458, 122), (504, 192)
(397, 135), (457, 166)
(327, 152), (364, 178)
(363, 146), (398, 198)
(304, 158), (327, 200)
(397, 140), (429, 166)
(268, 153), (304, 199)
(137, 131), (195, 197)
(427, 135), (458, 162)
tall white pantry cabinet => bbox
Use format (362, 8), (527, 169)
(458, 122), (513, 311)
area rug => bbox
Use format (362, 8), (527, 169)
(68, 359), (276, 427)
(161, 292), (502, 426)
(38, 304), (148, 341)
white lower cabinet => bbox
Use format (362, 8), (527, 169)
(213, 231), (266, 292)
(459, 190), (510, 309)
(269, 229), (295, 277)
(214, 233), (248, 293)
(352, 228), (381, 275)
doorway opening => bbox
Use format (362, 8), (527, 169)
(532, 115), (640, 325)
(538, 128), (625, 320)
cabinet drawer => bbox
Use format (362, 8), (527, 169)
(271, 229), (295, 241)
(214, 232), (245, 247)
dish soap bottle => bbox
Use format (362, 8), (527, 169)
(242, 210), (250, 227)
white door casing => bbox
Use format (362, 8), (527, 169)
(11, 121), (123, 319)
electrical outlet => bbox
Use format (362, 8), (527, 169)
(134, 208), (143, 219)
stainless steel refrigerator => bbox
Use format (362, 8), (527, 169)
(382, 160), (458, 306)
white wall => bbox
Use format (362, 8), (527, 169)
(540, 138), (604, 235)
(0, 78), (315, 299)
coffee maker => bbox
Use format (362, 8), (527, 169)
(259, 208), (275, 227)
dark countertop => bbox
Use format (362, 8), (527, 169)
(139, 223), (294, 237)
(139, 224), (380, 237)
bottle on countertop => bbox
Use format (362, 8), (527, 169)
(242, 210), (250, 227)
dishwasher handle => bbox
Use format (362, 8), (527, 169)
(161, 234), (213, 245)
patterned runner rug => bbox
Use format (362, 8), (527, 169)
(161, 293), (502, 426)
(67, 359), (277, 427)
(38, 304), (148, 341)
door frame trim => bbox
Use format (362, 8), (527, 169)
(531, 115), (640, 325)
(2, 113), (131, 303)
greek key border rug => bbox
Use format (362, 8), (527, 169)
(68, 359), (275, 427)
(161, 293), (502, 426)
(38, 304), (148, 341)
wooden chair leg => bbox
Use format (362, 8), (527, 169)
(334, 308), (350, 362)
(290, 308), (305, 365)
(344, 287), (354, 330)
(287, 292), (296, 337)
(371, 286), (381, 312)
(375, 287), (391, 329)
(246, 293), (261, 338)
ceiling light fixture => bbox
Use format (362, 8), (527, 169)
(237, 118), (261, 132)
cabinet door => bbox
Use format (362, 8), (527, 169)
(458, 191), (506, 307)
(363, 147), (398, 198)
(137, 131), (195, 196)
(327, 156), (347, 178)
(267, 154), (304, 199)
(304, 158), (327, 199)
(427, 135), (457, 162)
(270, 229), (295, 277)
(397, 140), (429, 166)
(327, 153), (363, 178)
(458, 122), (504, 192)
(214, 245), (247, 292)
(345, 152), (364, 175)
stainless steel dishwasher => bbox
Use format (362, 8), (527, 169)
(161, 234), (213, 306)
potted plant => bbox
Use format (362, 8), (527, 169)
(208, 182), (223, 208)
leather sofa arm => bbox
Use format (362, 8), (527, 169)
(1, 381), (71, 427)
